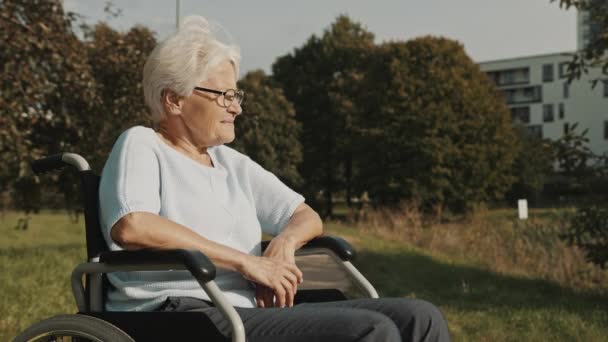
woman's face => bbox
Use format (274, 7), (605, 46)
(180, 60), (242, 147)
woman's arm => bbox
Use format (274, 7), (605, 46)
(264, 202), (323, 260)
(256, 202), (323, 308)
(111, 211), (303, 298)
(112, 211), (248, 271)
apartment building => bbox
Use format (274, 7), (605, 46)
(478, 7), (608, 156)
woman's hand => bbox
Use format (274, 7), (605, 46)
(239, 252), (303, 308)
(253, 235), (304, 308)
(255, 284), (275, 308)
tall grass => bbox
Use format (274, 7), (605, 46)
(346, 203), (608, 292)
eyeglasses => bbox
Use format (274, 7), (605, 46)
(193, 87), (245, 107)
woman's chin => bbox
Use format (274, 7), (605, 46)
(221, 132), (236, 144)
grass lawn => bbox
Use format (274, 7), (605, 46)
(1, 211), (607, 341)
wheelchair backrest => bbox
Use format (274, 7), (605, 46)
(79, 171), (109, 260)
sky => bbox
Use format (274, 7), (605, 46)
(63, 0), (578, 77)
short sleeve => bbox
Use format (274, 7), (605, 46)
(98, 128), (161, 250)
(247, 158), (305, 236)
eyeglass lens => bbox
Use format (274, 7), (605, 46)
(223, 89), (245, 107)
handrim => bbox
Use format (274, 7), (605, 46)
(24, 329), (104, 342)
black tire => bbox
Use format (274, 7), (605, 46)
(13, 314), (135, 342)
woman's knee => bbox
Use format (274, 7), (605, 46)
(393, 298), (450, 341)
(354, 310), (401, 342)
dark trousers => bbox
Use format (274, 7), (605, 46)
(156, 296), (450, 342)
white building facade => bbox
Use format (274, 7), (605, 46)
(478, 9), (608, 156)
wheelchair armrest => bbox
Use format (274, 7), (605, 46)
(262, 235), (356, 261)
(98, 248), (216, 282)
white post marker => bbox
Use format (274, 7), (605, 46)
(518, 199), (528, 220)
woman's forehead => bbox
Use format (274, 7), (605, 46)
(201, 61), (237, 88)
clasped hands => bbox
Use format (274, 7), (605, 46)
(240, 235), (303, 308)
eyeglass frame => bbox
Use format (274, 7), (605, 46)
(193, 86), (245, 108)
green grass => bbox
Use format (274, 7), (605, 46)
(326, 222), (608, 341)
(0, 212), (86, 341)
(1, 211), (607, 341)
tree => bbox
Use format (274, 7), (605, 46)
(0, 0), (157, 217)
(0, 0), (98, 215)
(553, 123), (595, 177)
(552, 0), (608, 270)
(506, 126), (555, 205)
(273, 15), (374, 216)
(360, 37), (519, 213)
(82, 23), (157, 172)
(232, 70), (303, 187)
(552, 0), (608, 85)
(562, 205), (608, 268)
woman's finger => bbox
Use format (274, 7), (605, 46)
(286, 262), (304, 283)
(264, 286), (274, 308)
(282, 269), (299, 292)
(273, 282), (286, 308)
(281, 278), (295, 307)
(256, 285), (266, 308)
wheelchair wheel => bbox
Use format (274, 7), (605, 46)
(13, 314), (134, 342)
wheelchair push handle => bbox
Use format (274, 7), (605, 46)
(31, 152), (91, 174)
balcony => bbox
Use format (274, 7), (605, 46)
(487, 67), (530, 87)
(503, 86), (543, 105)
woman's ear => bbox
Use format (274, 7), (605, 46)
(162, 89), (184, 116)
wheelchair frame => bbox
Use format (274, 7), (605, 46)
(14, 152), (379, 342)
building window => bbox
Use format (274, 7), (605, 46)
(582, 12), (590, 25)
(563, 82), (570, 98)
(590, 22), (602, 42)
(559, 103), (565, 119)
(604, 80), (608, 97)
(559, 62), (570, 78)
(511, 106), (530, 123)
(543, 104), (554, 122)
(503, 85), (543, 104)
(564, 122), (570, 134)
(543, 64), (554, 82)
(486, 67), (530, 86)
(527, 125), (543, 138)
(605, 121), (608, 140)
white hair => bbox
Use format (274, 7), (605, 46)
(142, 15), (241, 124)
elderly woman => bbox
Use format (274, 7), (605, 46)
(99, 16), (449, 342)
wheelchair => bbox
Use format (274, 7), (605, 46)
(13, 152), (380, 342)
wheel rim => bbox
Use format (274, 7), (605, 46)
(25, 330), (104, 342)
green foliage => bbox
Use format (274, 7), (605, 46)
(0, 0), (99, 213)
(82, 23), (157, 172)
(554, 123), (595, 177)
(554, 125), (608, 268)
(361, 37), (519, 212)
(552, 0), (608, 85)
(233, 70), (303, 187)
(549, 123), (608, 199)
(274, 16), (518, 215)
(562, 206), (608, 268)
(273, 15), (374, 215)
(507, 126), (555, 204)
(0, 0), (156, 214)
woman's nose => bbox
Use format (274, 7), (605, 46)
(228, 101), (242, 116)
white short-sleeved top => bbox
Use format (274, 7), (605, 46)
(98, 126), (305, 311)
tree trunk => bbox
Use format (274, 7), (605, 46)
(345, 152), (352, 208)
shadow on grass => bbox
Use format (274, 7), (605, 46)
(356, 249), (608, 317)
